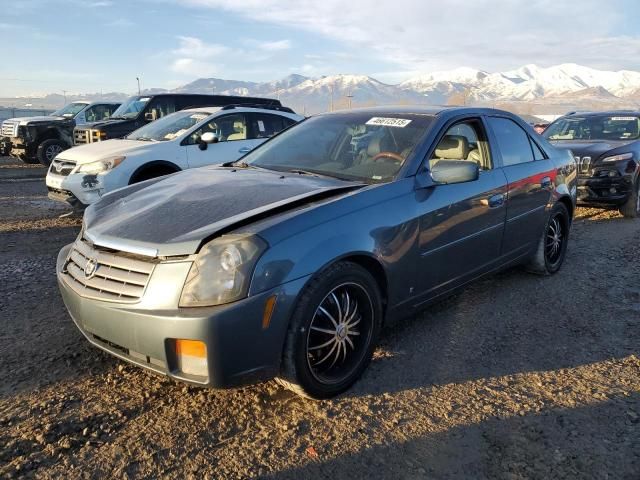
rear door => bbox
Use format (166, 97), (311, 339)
(486, 116), (553, 258)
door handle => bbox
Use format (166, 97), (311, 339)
(488, 193), (505, 208)
(540, 176), (552, 188)
(238, 147), (252, 154)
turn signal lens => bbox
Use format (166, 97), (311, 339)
(175, 339), (208, 377)
(262, 295), (277, 330)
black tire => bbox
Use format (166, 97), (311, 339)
(129, 166), (178, 184)
(618, 179), (640, 218)
(37, 139), (66, 167)
(527, 202), (570, 275)
(276, 261), (383, 399)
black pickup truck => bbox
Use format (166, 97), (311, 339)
(73, 93), (283, 145)
(544, 110), (640, 218)
(0, 101), (120, 165)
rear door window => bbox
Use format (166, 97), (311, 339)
(247, 113), (295, 139)
(487, 117), (535, 166)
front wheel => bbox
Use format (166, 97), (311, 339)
(618, 180), (640, 218)
(276, 262), (383, 399)
(37, 139), (66, 167)
(527, 202), (570, 275)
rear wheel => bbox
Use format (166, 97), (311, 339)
(37, 139), (66, 167)
(618, 180), (640, 218)
(276, 262), (383, 399)
(527, 202), (570, 275)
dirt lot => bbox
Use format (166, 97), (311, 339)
(0, 156), (638, 479)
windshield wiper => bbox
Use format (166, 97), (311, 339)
(224, 160), (255, 168)
(133, 136), (158, 142)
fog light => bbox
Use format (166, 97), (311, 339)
(608, 170), (617, 177)
(610, 187), (617, 194)
(175, 339), (208, 377)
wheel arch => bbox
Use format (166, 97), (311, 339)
(557, 194), (574, 221)
(129, 160), (181, 185)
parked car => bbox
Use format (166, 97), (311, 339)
(544, 110), (640, 217)
(73, 94), (284, 146)
(0, 101), (121, 165)
(533, 123), (549, 134)
(46, 105), (302, 209)
(56, 107), (576, 399)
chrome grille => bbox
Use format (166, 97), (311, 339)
(49, 158), (76, 177)
(577, 156), (592, 174)
(74, 128), (103, 145)
(1, 120), (18, 137)
(61, 237), (155, 303)
(74, 128), (88, 144)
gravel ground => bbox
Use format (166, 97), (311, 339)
(0, 156), (638, 479)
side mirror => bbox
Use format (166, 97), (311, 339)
(198, 132), (219, 151)
(430, 160), (479, 185)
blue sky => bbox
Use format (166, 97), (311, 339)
(1, 0), (640, 96)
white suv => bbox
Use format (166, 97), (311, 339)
(46, 106), (303, 208)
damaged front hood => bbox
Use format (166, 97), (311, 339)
(84, 167), (359, 257)
(5, 116), (68, 125)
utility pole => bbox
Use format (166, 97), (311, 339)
(62, 90), (67, 105)
(136, 77), (141, 95)
(347, 91), (353, 109)
(329, 85), (334, 112)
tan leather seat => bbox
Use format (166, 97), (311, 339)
(435, 135), (469, 159)
(226, 121), (246, 141)
(430, 135), (469, 169)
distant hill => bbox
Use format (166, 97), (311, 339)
(2, 63), (640, 115)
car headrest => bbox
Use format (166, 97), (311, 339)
(435, 135), (469, 159)
(367, 137), (382, 157)
(233, 121), (244, 133)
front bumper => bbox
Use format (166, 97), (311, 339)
(576, 173), (634, 207)
(56, 244), (308, 388)
(0, 136), (31, 160)
(46, 170), (104, 207)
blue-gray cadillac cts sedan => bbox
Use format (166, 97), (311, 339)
(57, 107), (577, 399)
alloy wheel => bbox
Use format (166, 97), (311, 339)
(306, 282), (374, 385)
(545, 214), (565, 266)
(46, 144), (63, 162)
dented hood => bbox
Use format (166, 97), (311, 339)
(83, 166), (358, 257)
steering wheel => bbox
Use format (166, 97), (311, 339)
(371, 151), (405, 163)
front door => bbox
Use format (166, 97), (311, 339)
(185, 113), (260, 168)
(416, 117), (508, 299)
(485, 116), (553, 258)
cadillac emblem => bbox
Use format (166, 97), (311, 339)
(84, 258), (98, 279)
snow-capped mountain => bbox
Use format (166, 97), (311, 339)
(4, 63), (640, 114)
(401, 63), (640, 103)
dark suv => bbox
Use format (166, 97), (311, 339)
(73, 94), (284, 145)
(0, 101), (120, 165)
(544, 111), (640, 217)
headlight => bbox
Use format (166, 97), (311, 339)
(179, 234), (267, 307)
(75, 155), (126, 174)
(601, 152), (633, 163)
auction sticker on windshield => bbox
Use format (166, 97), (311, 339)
(611, 117), (638, 121)
(366, 117), (412, 128)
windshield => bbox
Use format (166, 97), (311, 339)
(51, 102), (87, 118)
(245, 112), (433, 182)
(111, 96), (151, 119)
(126, 110), (212, 141)
(544, 115), (640, 141)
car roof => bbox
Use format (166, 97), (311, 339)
(182, 106), (298, 116)
(564, 110), (640, 117)
(320, 105), (520, 117)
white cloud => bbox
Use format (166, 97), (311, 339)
(181, 0), (640, 72)
(171, 36), (229, 59)
(259, 39), (291, 51)
(170, 58), (220, 76)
